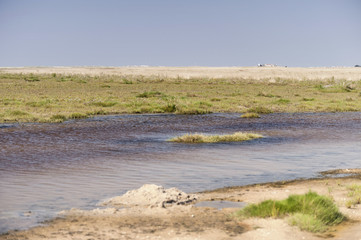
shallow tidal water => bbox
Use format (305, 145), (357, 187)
(0, 112), (360, 233)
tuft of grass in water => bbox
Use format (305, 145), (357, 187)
(169, 132), (263, 143)
(346, 184), (361, 208)
(237, 191), (344, 233)
(241, 112), (260, 118)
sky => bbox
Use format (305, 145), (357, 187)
(0, 0), (360, 67)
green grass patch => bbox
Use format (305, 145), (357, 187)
(288, 213), (327, 233)
(275, 98), (291, 104)
(302, 97), (315, 101)
(169, 132), (263, 143)
(89, 101), (118, 107)
(257, 92), (276, 98)
(237, 191), (344, 233)
(9, 110), (29, 116)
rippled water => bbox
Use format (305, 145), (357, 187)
(0, 112), (361, 233)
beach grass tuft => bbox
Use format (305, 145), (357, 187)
(237, 191), (344, 233)
(346, 184), (361, 208)
(169, 132), (263, 143)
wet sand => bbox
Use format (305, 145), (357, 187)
(1, 170), (360, 240)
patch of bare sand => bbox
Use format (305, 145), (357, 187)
(1, 171), (361, 240)
(101, 184), (198, 208)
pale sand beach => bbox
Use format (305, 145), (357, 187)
(1, 170), (360, 240)
(1, 66), (361, 81)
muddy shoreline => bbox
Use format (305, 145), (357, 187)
(1, 170), (360, 240)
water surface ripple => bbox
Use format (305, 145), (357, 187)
(0, 112), (360, 232)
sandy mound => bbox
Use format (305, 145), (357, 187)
(102, 184), (198, 208)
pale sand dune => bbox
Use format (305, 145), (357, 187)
(1, 66), (361, 81)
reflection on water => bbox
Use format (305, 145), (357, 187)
(0, 112), (361, 232)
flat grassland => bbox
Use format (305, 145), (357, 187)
(1, 67), (361, 123)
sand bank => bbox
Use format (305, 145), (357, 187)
(1, 169), (360, 240)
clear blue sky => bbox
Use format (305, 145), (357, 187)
(0, 0), (360, 67)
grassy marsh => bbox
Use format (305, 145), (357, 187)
(169, 132), (263, 143)
(237, 191), (344, 233)
(1, 72), (361, 123)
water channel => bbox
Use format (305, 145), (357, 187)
(0, 112), (360, 233)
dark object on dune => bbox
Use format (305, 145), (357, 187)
(355, 65), (361, 67)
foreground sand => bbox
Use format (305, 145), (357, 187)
(1, 170), (361, 240)
(1, 66), (361, 81)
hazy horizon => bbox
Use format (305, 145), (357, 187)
(1, 0), (360, 67)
